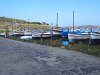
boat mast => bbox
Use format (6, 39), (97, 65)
(90, 25), (92, 32)
(20, 21), (22, 31)
(28, 18), (29, 30)
(56, 13), (58, 28)
(73, 10), (74, 33)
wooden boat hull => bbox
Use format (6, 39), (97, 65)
(90, 32), (100, 44)
(68, 33), (90, 43)
(0, 33), (6, 37)
(24, 31), (32, 36)
(20, 36), (32, 40)
(32, 31), (61, 39)
(9, 31), (24, 36)
(10, 33), (24, 36)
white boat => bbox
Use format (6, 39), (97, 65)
(20, 36), (32, 40)
(24, 30), (32, 36)
(9, 31), (24, 36)
(68, 11), (91, 43)
(32, 31), (52, 38)
(0, 33), (6, 36)
(32, 30), (61, 39)
(90, 32), (100, 44)
(91, 32), (100, 39)
(43, 31), (61, 37)
(32, 32), (42, 38)
(68, 32), (90, 43)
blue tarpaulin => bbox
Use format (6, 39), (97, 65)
(62, 28), (69, 46)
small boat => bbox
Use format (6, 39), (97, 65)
(24, 30), (32, 36)
(0, 33), (6, 37)
(90, 32), (100, 44)
(68, 11), (90, 43)
(32, 30), (61, 39)
(20, 36), (32, 40)
(68, 32), (90, 43)
(32, 31), (51, 39)
(45, 31), (61, 38)
(9, 31), (24, 36)
(32, 32), (42, 38)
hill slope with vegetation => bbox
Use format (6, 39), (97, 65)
(0, 16), (50, 30)
(0, 16), (49, 25)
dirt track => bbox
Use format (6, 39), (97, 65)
(0, 37), (100, 75)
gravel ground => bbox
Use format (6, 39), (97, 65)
(0, 37), (100, 75)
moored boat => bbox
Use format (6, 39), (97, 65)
(90, 32), (100, 44)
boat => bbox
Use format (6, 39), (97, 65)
(20, 36), (32, 40)
(0, 33), (6, 37)
(32, 31), (51, 39)
(24, 30), (32, 36)
(68, 11), (90, 43)
(32, 13), (62, 39)
(9, 31), (24, 36)
(68, 32), (90, 43)
(41, 31), (52, 38)
(90, 32), (100, 44)
(32, 30), (61, 39)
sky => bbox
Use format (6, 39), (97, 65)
(0, 0), (100, 27)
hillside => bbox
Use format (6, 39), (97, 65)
(0, 16), (50, 30)
(0, 16), (49, 25)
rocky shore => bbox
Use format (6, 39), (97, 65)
(0, 37), (100, 75)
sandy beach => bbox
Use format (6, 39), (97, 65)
(0, 37), (100, 75)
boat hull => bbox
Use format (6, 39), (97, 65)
(90, 32), (100, 44)
(68, 33), (90, 43)
(9, 31), (24, 36)
(32, 31), (61, 39)
(20, 36), (32, 40)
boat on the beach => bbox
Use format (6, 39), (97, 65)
(32, 30), (61, 39)
(90, 32), (100, 44)
(9, 31), (24, 36)
(0, 33), (6, 37)
(20, 36), (32, 40)
(68, 11), (90, 43)
(24, 30), (32, 36)
(68, 32), (90, 43)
